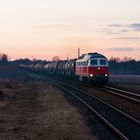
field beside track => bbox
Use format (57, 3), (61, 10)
(109, 75), (140, 93)
(0, 63), (96, 140)
(0, 63), (139, 139)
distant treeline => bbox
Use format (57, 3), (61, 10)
(109, 57), (140, 75)
(13, 58), (47, 65)
(0, 53), (140, 75)
(14, 57), (140, 75)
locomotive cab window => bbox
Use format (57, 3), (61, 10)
(100, 59), (107, 66)
(90, 59), (98, 66)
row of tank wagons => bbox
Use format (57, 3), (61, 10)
(20, 52), (109, 84)
(20, 59), (76, 77)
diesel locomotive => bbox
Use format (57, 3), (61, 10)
(20, 52), (109, 84)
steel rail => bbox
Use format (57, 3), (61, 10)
(97, 86), (140, 103)
(56, 84), (129, 140)
(104, 86), (140, 97)
(59, 82), (140, 126)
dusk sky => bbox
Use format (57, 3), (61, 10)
(0, 0), (140, 60)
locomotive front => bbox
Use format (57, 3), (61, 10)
(75, 53), (109, 84)
(88, 55), (109, 84)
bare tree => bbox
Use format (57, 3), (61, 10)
(52, 56), (60, 61)
(123, 57), (133, 62)
(0, 53), (8, 63)
(109, 57), (120, 62)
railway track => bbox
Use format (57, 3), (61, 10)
(55, 76), (140, 104)
(30, 72), (140, 104)
(56, 83), (140, 140)
(97, 86), (140, 103)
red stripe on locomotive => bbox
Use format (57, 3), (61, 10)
(76, 66), (109, 76)
(88, 66), (109, 75)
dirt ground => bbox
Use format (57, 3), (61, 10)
(0, 80), (96, 140)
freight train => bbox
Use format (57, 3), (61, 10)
(20, 52), (109, 84)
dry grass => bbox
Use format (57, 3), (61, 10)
(0, 81), (96, 140)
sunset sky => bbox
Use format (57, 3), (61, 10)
(0, 0), (140, 60)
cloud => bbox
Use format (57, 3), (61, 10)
(108, 24), (122, 27)
(100, 24), (129, 35)
(129, 23), (140, 31)
(96, 28), (120, 34)
(121, 29), (128, 32)
(108, 47), (140, 51)
(115, 37), (140, 40)
(103, 23), (140, 39)
(108, 23), (140, 31)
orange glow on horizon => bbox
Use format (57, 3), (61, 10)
(0, 0), (140, 61)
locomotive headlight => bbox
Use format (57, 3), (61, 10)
(98, 67), (100, 70)
(105, 74), (108, 77)
(90, 74), (93, 77)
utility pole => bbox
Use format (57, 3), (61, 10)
(67, 53), (69, 60)
(78, 48), (80, 58)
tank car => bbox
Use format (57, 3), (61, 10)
(60, 60), (68, 76)
(57, 61), (63, 75)
(64, 59), (76, 78)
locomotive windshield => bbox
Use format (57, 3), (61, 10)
(90, 59), (98, 65)
(100, 59), (107, 66)
(90, 59), (108, 66)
